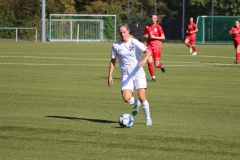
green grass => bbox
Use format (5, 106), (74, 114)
(0, 42), (239, 160)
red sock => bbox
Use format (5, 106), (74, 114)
(192, 46), (197, 52)
(186, 43), (191, 48)
(148, 62), (155, 77)
(156, 63), (163, 68)
(237, 53), (240, 61)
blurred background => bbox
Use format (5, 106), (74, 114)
(0, 0), (239, 43)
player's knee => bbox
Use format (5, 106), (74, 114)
(122, 96), (131, 103)
(154, 61), (159, 67)
(139, 97), (146, 103)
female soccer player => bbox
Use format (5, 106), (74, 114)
(108, 23), (152, 125)
(229, 20), (240, 64)
(143, 14), (165, 82)
(185, 17), (198, 56)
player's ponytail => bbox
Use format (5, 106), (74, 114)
(149, 14), (165, 24)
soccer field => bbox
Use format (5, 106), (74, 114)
(0, 42), (239, 160)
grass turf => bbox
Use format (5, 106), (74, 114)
(0, 42), (239, 160)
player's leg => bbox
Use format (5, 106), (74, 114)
(234, 41), (240, 64)
(137, 88), (152, 125)
(153, 47), (165, 73)
(185, 38), (192, 53)
(191, 34), (197, 56)
(134, 74), (152, 125)
(121, 74), (141, 108)
(147, 46), (156, 82)
(148, 56), (156, 82)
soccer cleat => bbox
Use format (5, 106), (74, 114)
(234, 60), (238, 64)
(132, 105), (139, 116)
(150, 78), (156, 82)
(146, 119), (152, 125)
(160, 65), (165, 73)
(190, 47), (193, 53)
(192, 52), (197, 56)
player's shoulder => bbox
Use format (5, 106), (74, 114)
(129, 37), (140, 44)
(145, 24), (152, 28)
(113, 39), (122, 45)
(156, 24), (163, 29)
(112, 39), (123, 49)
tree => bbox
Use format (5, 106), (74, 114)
(60, 0), (76, 14)
(213, 0), (240, 15)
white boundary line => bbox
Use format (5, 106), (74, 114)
(0, 55), (109, 61)
(0, 62), (109, 66)
(0, 54), (235, 60)
(0, 55), (238, 67)
(0, 54), (235, 59)
(0, 62), (237, 67)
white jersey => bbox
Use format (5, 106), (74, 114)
(111, 38), (148, 71)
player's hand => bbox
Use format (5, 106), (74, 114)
(150, 34), (156, 39)
(108, 77), (113, 87)
(139, 60), (146, 67)
(234, 31), (239, 34)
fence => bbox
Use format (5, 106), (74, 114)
(48, 14), (117, 42)
(0, 27), (37, 42)
(196, 16), (240, 44)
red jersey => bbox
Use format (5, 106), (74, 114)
(187, 22), (197, 35)
(144, 24), (164, 44)
(229, 26), (240, 41)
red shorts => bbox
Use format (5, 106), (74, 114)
(233, 40), (240, 49)
(147, 41), (162, 60)
(185, 34), (196, 44)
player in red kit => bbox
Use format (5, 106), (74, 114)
(229, 20), (240, 64)
(185, 17), (198, 56)
(143, 14), (165, 82)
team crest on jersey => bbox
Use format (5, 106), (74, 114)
(129, 45), (135, 51)
(154, 28), (158, 32)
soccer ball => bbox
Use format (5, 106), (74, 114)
(118, 113), (134, 128)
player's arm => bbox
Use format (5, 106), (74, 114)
(139, 49), (152, 67)
(229, 28), (236, 35)
(150, 26), (165, 40)
(143, 27), (149, 39)
(191, 28), (198, 33)
(143, 34), (149, 38)
(190, 24), (198, 34)
(143, 34), (149, 42)
(150, 33), (165, 40)
(108, 58), (116, 87)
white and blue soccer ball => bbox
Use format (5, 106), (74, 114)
(118, 113), (134, 128)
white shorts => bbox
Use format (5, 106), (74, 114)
(121, 67), (147, 91)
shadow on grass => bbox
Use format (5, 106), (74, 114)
(45, 115), (118, 124)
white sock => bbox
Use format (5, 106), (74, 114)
(142, 100), (151, 120)
(152, 76), (156, 79)
(128, 97), (141, 107)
